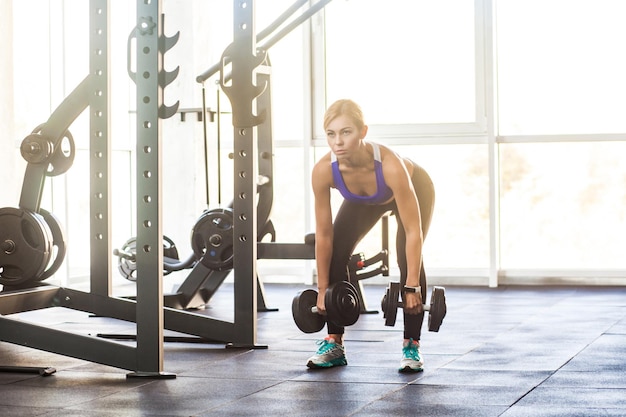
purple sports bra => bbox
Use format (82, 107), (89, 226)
(331, 142), (394, 205)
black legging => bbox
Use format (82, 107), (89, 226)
(327, 162), (435, 340)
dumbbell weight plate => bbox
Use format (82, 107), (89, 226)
(382, 281), (401, 327)
(325, 281), (361, 327)
(292, 289), (325, 334)
(427, 286), (447, 332)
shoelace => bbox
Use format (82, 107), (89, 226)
(403, 343), (420, 361)
(316, 339), (336, 354)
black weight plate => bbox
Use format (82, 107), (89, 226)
(384, 281), (401, 327)
(292, 289), (325, 334)
(0, 207), (53, 286)
(37, 209), (67, 281)
(428, 286), (447, 332)
(115, 236), (178, 281)
(163, 235), (179, 261)
(381, 288), (389, 320)
(191, 208), (234, 271)
(325, 281), (360, 327)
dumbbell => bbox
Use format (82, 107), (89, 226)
(292, 281), (361, 333)
(381, 281), (447, 332)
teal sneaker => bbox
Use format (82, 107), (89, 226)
(399, 339), (424, 373)
(306, 337), (347, 369)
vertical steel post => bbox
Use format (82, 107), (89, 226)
(228, 0), (260, 347)
(130, 0), (172, 377)
(89, 0), (112, 297)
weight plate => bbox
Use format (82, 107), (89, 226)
(117, 237), (138, 281)
(0, 207), (53, 286)
(384, 281), (401, 327)
(20, 133), (54, 164)
(381, 287), (389, 319)
(162, 235), (179, 261)
(191, 208), (234, 271)
(325, 280), (360, 327)
(292, 289), (325, 334)
(30, 124), (76, 177)
(428, 286), (447, 332)
(115, 236), (178, 281)
(37, 208), (67, 281)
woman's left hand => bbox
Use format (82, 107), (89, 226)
(403, 291), (423, 315)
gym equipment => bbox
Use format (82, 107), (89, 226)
(0, 365), (56, 377)
(292, 281), (361, 333)
(0, 207), (67, 287)
(27, 124), (76, 177)
(346, 212), (391, 313)
(191, 208), (234, 271)
(2, 1), (339, 377)
(36, 208), (68, 282)
(381, 281), (447, 332)
(113, 235), (180, 281)
(0, 207), (53, 286)
(19, 125), (76, 178)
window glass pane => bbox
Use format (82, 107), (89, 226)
(262, 18), (304, 143)
(324, 0), (476, 125)
(268, 147), (308, 242)
(13, 3), (52, 134)
(500, 142), (626, 269)
(497, 0), (626, 135)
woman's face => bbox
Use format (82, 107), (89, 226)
(325, 115), (365, 159)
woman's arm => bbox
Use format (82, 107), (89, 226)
(381, 149), (424, 313)
(311, 156), (334, 313)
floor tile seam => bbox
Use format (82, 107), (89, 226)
(344, 383), (411, 417)
(188, 379), (287, 415)
(506, 335), (604, 407)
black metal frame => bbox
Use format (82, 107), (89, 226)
(0, 0), (269, 377)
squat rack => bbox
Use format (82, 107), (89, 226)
(1, 0), (332, 377)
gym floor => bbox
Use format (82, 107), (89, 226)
(0, 282), (625, 416)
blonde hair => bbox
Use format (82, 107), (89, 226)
(323, 99), (365, 131)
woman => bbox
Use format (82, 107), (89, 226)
(308, 99), (435, 372)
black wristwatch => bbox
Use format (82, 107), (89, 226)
(403, 285), (421, 294)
